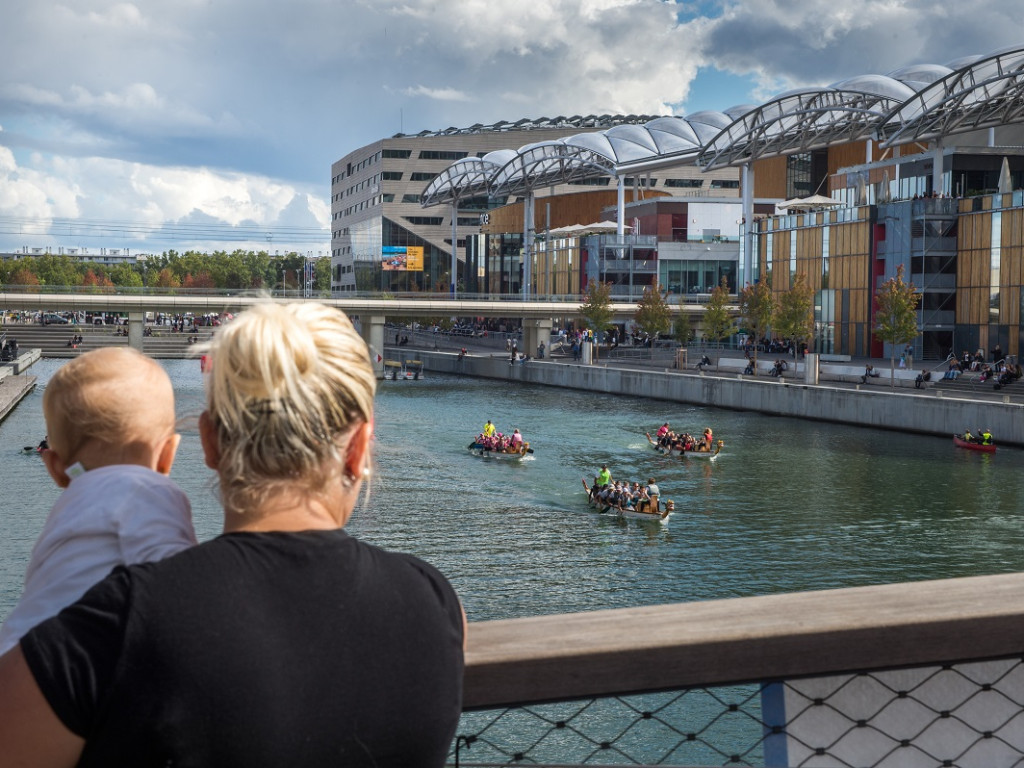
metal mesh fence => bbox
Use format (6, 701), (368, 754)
(450, 657), (1024, 767)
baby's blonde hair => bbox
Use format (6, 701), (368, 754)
(43, 347), (176, 463)
(200, 301), (376, 512)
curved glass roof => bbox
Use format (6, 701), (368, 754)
(881, 46), (1024, 146)
(420, 150), (517, 207)
(421, 43), (1024, 206)
(698, 76), (916, 169)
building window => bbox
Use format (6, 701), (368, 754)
(710, 179), (740, 189)
(382, 171), (403, 180)
(567, 177), (611, 186)
(664, 178), (703, 188)
(410, 172), (439, 182)
(456, 217), (480, 226)
(418, 150), (469, 160)
(402, 194), (421, 204)
(404, 216), (444, 225)
(382, 149), (412, 159)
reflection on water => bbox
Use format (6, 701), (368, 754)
(3, 360), (1024, 625)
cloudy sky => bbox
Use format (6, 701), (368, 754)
(1, 0), (1021, 255)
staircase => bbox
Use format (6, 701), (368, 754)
(0, 324), (213, 359)
(929, 368), (1024, 402)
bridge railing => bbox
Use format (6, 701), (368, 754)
(454, 572), (1024, 766)
(0, 285), (726, 305)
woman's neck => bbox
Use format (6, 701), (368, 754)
(222, 492), (355, 534)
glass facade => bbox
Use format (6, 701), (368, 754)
(659, 260), (736, 296)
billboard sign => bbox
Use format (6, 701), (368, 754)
(381, 245), (424, 271)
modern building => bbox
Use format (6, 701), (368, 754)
(329, 116), (742, 294)
(422, 44), (1024, 361)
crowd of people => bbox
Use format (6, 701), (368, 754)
(473, 421), (528, 454)
(943, 348), (1021, 389)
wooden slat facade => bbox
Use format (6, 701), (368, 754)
(756, 209), (873, 355)
(481, 190), (669, 235)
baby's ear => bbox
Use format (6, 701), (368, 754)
(155, 433), (182, 476)
(41, 449), (71, 489)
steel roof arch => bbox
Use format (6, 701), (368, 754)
(698, 80), (913, 169)
(881, 45), (1024, 146)
(420, 149), (518, 207)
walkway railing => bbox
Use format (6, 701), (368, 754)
(454, 573), (1024, 766)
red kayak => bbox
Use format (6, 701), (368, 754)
(953, 435), (996, 453)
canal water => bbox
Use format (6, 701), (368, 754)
(4, 358), (1024, 625)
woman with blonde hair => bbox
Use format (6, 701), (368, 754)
(0, 301), (465, 767)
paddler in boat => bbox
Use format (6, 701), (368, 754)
(509, 428), (524, 453)
(656, 422), (670, 440)
(700, 427), (713, 451)
(590, 465), (612, 500)
(962, 428), (975, 443)
(482, 420), (496, 438)
(640, 478), (660, 514)
(981, 428), (993, 446)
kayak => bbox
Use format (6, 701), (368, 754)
(953, 434), (996, 453)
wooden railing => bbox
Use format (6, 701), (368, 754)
(463, 572), (1024, 710)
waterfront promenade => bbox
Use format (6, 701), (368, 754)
(385, 336), (1024, 447)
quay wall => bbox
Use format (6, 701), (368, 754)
(408, 351), (1024, 447)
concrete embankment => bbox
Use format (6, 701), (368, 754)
(0, 349), (43, 423)
(407, 351), (1024, 448)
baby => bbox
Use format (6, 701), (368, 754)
(0, 347), (197, 655)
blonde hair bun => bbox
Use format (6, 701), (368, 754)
(202, 301), (376, 511)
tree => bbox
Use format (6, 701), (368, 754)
(873, 263), (920, 388)
(774, 273), (815, 358)
(7, 268), (41, 291)
(109, 262), (144, 289)
(702, 277), (736, 360)
(579, 279), (613, 362)
(153, 268), (181, 289)
(738, 281), (777, 374)
(672, 310), (693, 347)
(31, 254), (80, 287)
(634, 281), (671, 349)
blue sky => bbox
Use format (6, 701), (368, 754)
(1, 0), (1022, 255)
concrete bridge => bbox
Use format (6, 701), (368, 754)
(0, 291), (711, 376)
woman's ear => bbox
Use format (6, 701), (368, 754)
(198, 411), (220, 470)
(344, 421), (372, 482)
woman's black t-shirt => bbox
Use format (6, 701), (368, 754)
(21, 529), (465, 768)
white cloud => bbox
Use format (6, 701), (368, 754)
(2, 0), (1023, 252)
(402, 85), (472, 102)
(0, 149), (327, 252)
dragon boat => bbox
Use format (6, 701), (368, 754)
(581, 479), (674, 522)
(467, 440), (532, 460)
(646, 432), (724, 459)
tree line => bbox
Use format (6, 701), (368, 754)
(578, 265), (920, 378)
(0, 250), (332, 292)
